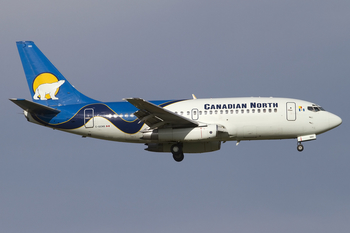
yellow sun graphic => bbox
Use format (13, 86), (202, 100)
(33, 73), (59, 99)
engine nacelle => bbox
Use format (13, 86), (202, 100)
(145, 141), (221, 153)
(142, 125), (218, 141)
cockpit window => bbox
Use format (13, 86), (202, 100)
(308, 105), (325, 112)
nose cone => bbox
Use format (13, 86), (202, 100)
(329, 113), (342, 129)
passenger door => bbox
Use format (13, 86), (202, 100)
(286, 102), (296, 121)
(84, 108), (94, 128)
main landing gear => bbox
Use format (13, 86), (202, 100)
(171, 143), (184, 162)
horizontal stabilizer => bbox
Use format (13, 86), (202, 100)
(9, 98), (60, 115)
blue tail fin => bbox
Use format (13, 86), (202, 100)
(16, 41), (98, 106)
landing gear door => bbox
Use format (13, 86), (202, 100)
(286, 102), (296, 121)
(84, 108), (94, 128)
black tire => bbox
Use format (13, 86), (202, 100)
(173, 152), (184, 162)
(171, 144), (182, 154)
(297, 144), (304, 152)
(171, 144), (184, 162)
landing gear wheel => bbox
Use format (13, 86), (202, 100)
(173, 152), (184, 162)
(297, 144), (304, 152)
(171, 144), (181, 154)
(171, 144), (184, 162)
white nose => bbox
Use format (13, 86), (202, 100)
(329, 113), (342, 129)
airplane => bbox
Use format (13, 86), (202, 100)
(10, 41), (342, 162)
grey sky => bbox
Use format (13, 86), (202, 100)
(1, 1), (349, 232)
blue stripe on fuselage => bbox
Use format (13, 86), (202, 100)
(30, 99), (186, 134)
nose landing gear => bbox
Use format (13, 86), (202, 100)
(297, 143), (304, 152)
(171, 143), (184, 162)
(296, 134), (316, 152)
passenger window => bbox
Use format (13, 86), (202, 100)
(274, 109), (277, 113)
(225, 110), (228, 114)
(252, 109), (255, 113)
(263, 109), (266, 113)
(209, 110), (213, 115)
(215, 110), (218, 114)
(257, 109), (261, 113)
(247, 109), (249, 113)
(199, 111), (202, 115)
(180, 111), (183, 115)
(187, 111), (190, 115)
(230, 110), (234, 114)
(241, 109), (244, 114)
(204, 111), (207, 115)
(269, 109), (272, 113)
(236, 110), (239, 114)
(220, 110), (223, 114)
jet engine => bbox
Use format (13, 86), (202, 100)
(141, 124), (218, 141)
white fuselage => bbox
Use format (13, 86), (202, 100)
(50, 97), (340, 143)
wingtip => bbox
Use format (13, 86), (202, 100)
(9, 98), (25, 102)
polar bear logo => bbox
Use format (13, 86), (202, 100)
(33, 80), (65, 100)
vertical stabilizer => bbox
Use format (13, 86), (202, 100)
(16, 41), (97, 106)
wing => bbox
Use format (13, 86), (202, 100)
(125, 98), (198, 129)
